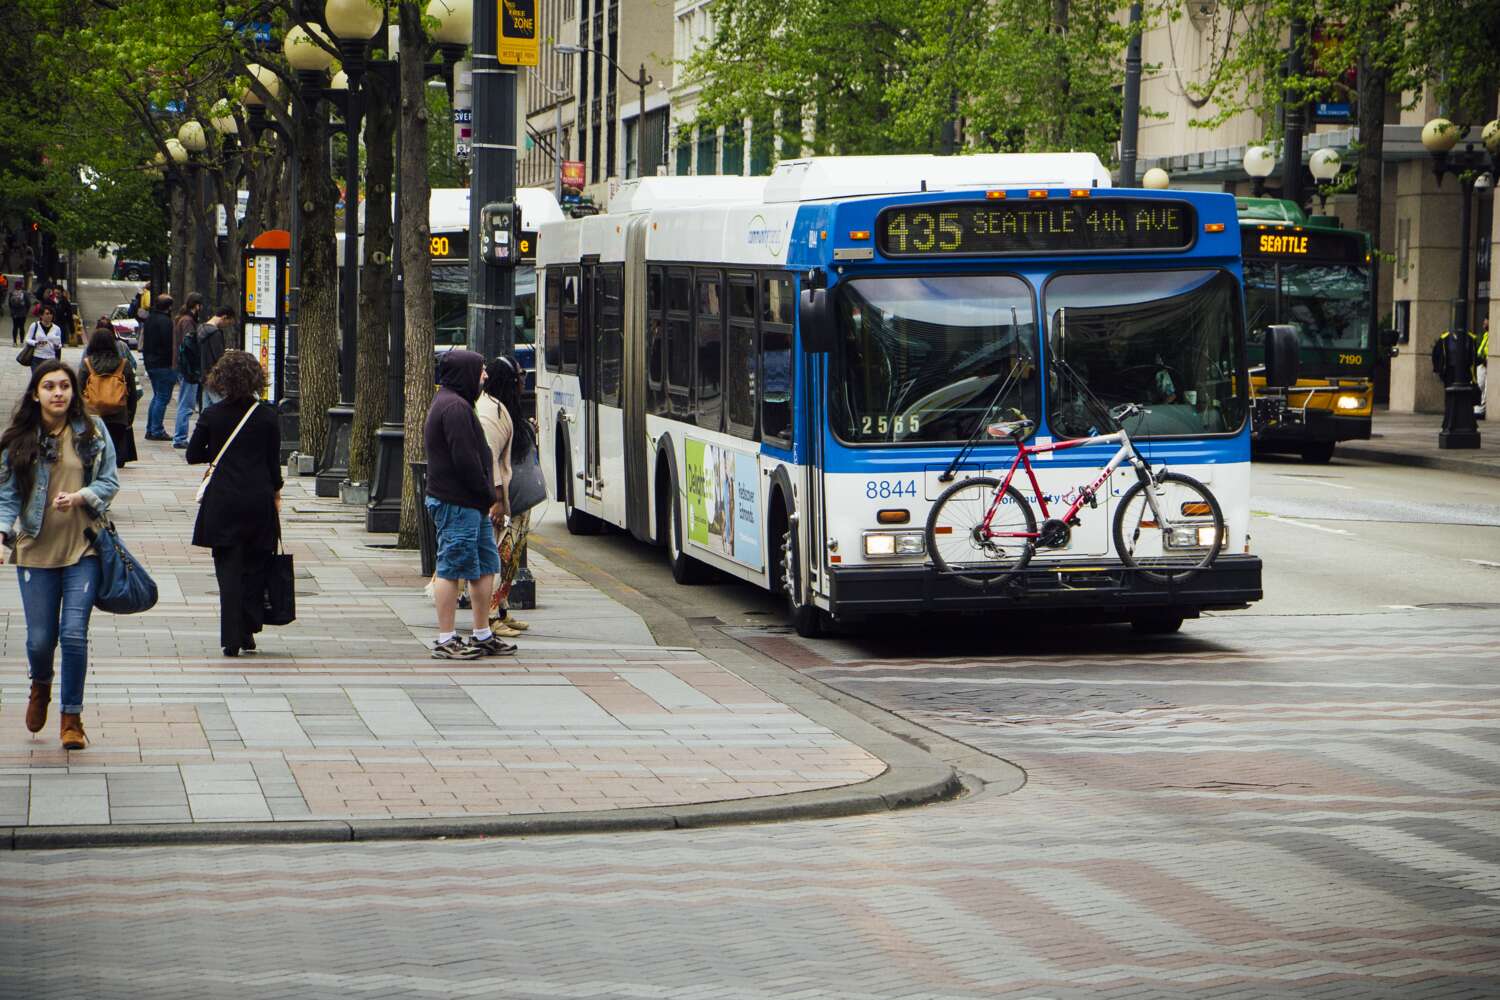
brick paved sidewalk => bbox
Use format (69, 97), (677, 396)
(0, 352), (886, 835)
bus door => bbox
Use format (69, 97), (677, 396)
(581, 259), (603, 500)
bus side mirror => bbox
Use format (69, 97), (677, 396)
(800, 287), (834, 353)
(1380, 328), (1401, 358)
(1264, 323), (1300, 388)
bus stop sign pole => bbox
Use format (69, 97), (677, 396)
(470, 0), (537, 608)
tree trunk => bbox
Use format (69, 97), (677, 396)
(297, 102), (340, 464)
(169, 177), (188, 301)
(398, 1), (436, 548)
(214, 161), (244, 330)
(351, 68), (395, 484)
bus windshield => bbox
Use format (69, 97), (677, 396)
(831, 274), (1039, 444)
(1045, 269), (1246, 439)
(1245, 261), (1370, 352)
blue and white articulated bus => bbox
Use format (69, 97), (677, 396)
(535, 153), (1262, 636)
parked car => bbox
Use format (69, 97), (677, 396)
(109, 303), (140, 350)
(112, 258), (149, 281)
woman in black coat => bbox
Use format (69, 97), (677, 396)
(185, 350), (283, 657)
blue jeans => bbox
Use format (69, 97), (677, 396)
(17, 557), (101, 713)
(146, 367), (175, 437)
(174, 378), (200, 445)
(425, 498), (500, 581)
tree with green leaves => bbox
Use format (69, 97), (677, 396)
(682, 0), (1143, 164)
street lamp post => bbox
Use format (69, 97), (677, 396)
(366, 0), (472, 534)
(531, 68), (571, 202)
(1422, 117), (1498, 449)
(315, 0), (384, 499)
(1308, 147), (1342, 211)
(1243, 145), (1277, 197)
(554, 43), (651, 183)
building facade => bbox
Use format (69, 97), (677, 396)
(1134, 14), (1496, 414)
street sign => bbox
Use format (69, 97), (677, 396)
(1315, 101), (1353, 123)
(497, 0), (539, 67)
(242, 240), (289, 404)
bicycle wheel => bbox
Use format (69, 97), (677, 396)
(1113, 472), (1226, 585)
(926, 477), (1036, 589)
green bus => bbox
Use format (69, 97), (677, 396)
(1239, 198), (1376, 463)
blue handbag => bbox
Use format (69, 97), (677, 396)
(84, 519), (159, 614)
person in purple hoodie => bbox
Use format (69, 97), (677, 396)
(422, 350), (515, 659)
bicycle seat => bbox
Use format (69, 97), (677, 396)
(985, 417), (1035, 440)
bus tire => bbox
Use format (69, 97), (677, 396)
(1130, 612), (1185, 635)
(781, 525), (828, 638)
(1301, 442), (1335, 464)
(559, 444), (601, 536)
(665, 476), (711, 584)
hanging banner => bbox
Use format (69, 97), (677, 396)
(497, 0), (539, 66)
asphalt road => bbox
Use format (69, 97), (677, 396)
(2, 456), (1497, 999)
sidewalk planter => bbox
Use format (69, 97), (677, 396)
(410, 460), (437, 579)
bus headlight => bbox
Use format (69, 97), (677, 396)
(1166, 526), (1218, 549)
(1336, 394), (1363, 410)
(864, 531), (925, 557)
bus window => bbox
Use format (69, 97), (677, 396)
(667, 269), (693, 421)
(832, 274), (1037, 444)
(544, 269), (563, 370)
(599, 265), (623, 406)
(561, 266), (580, 375)
(761, 274), (794, 446)
(514, 266), (538, 346)
(1044, 269), (1246, 439)
(646, 267), (666, 415)
(726, 275), (758, 439)
(432, 265), (468, 349)
(696, 272), (724, 431)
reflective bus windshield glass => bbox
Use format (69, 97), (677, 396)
(1245, 261), (1370, 352)
(1046, 270), (1245, 439)
(831, 275), (1038, 444)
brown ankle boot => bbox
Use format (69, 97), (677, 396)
(59, 712), (87, 750)
(26, 682), (51, 733)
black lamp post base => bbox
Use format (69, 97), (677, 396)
(315, 404), (355, 497)
(366, 423), (405, 532)
(508, 565), (536, 610)
(277, 398), (300, 466)
(1439, 384), (1482, 449)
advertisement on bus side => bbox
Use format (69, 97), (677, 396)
(685, 439), (762, 570)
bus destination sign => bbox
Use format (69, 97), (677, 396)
(876, 199), (1196, 257)
(429, 229), (537, 263)
(1241, 228), (1363, 264)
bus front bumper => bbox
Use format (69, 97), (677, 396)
(825, 554), (1263, 619)
(1253, 410), (1371, 444)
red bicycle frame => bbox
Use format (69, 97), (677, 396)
(981, 428), (1144, 541)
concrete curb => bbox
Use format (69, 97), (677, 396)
(1336, 443), (1500, 479)
(1, 767), (960, 851)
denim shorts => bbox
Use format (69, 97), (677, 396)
(425, 498), (500, 581)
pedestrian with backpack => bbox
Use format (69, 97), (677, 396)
(79, 321), (140, 467)
(9, 280), (31, 346)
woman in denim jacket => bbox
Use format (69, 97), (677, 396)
(0, 359), (120, 749)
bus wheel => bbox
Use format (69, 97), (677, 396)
(664, 474), (711, 584)
(1131, 612), (1185, 635)
(1301, 442), (1335, 464)
(781, 526), (828, 638)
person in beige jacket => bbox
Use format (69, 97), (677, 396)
(477, 356), (533, 639)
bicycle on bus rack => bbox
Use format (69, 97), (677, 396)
(924, 403), (1227, 590)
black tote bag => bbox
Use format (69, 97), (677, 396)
(263, 540), (296, 626)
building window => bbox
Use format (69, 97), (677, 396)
(624, 118), (639, 179)
(722, 122), (744, 176)
(696, 128), (717, 176)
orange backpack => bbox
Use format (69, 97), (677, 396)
(83, 357), (128, 416)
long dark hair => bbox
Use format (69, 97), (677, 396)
(484, 355), (531, 461)
(0, 360), (96, 506)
